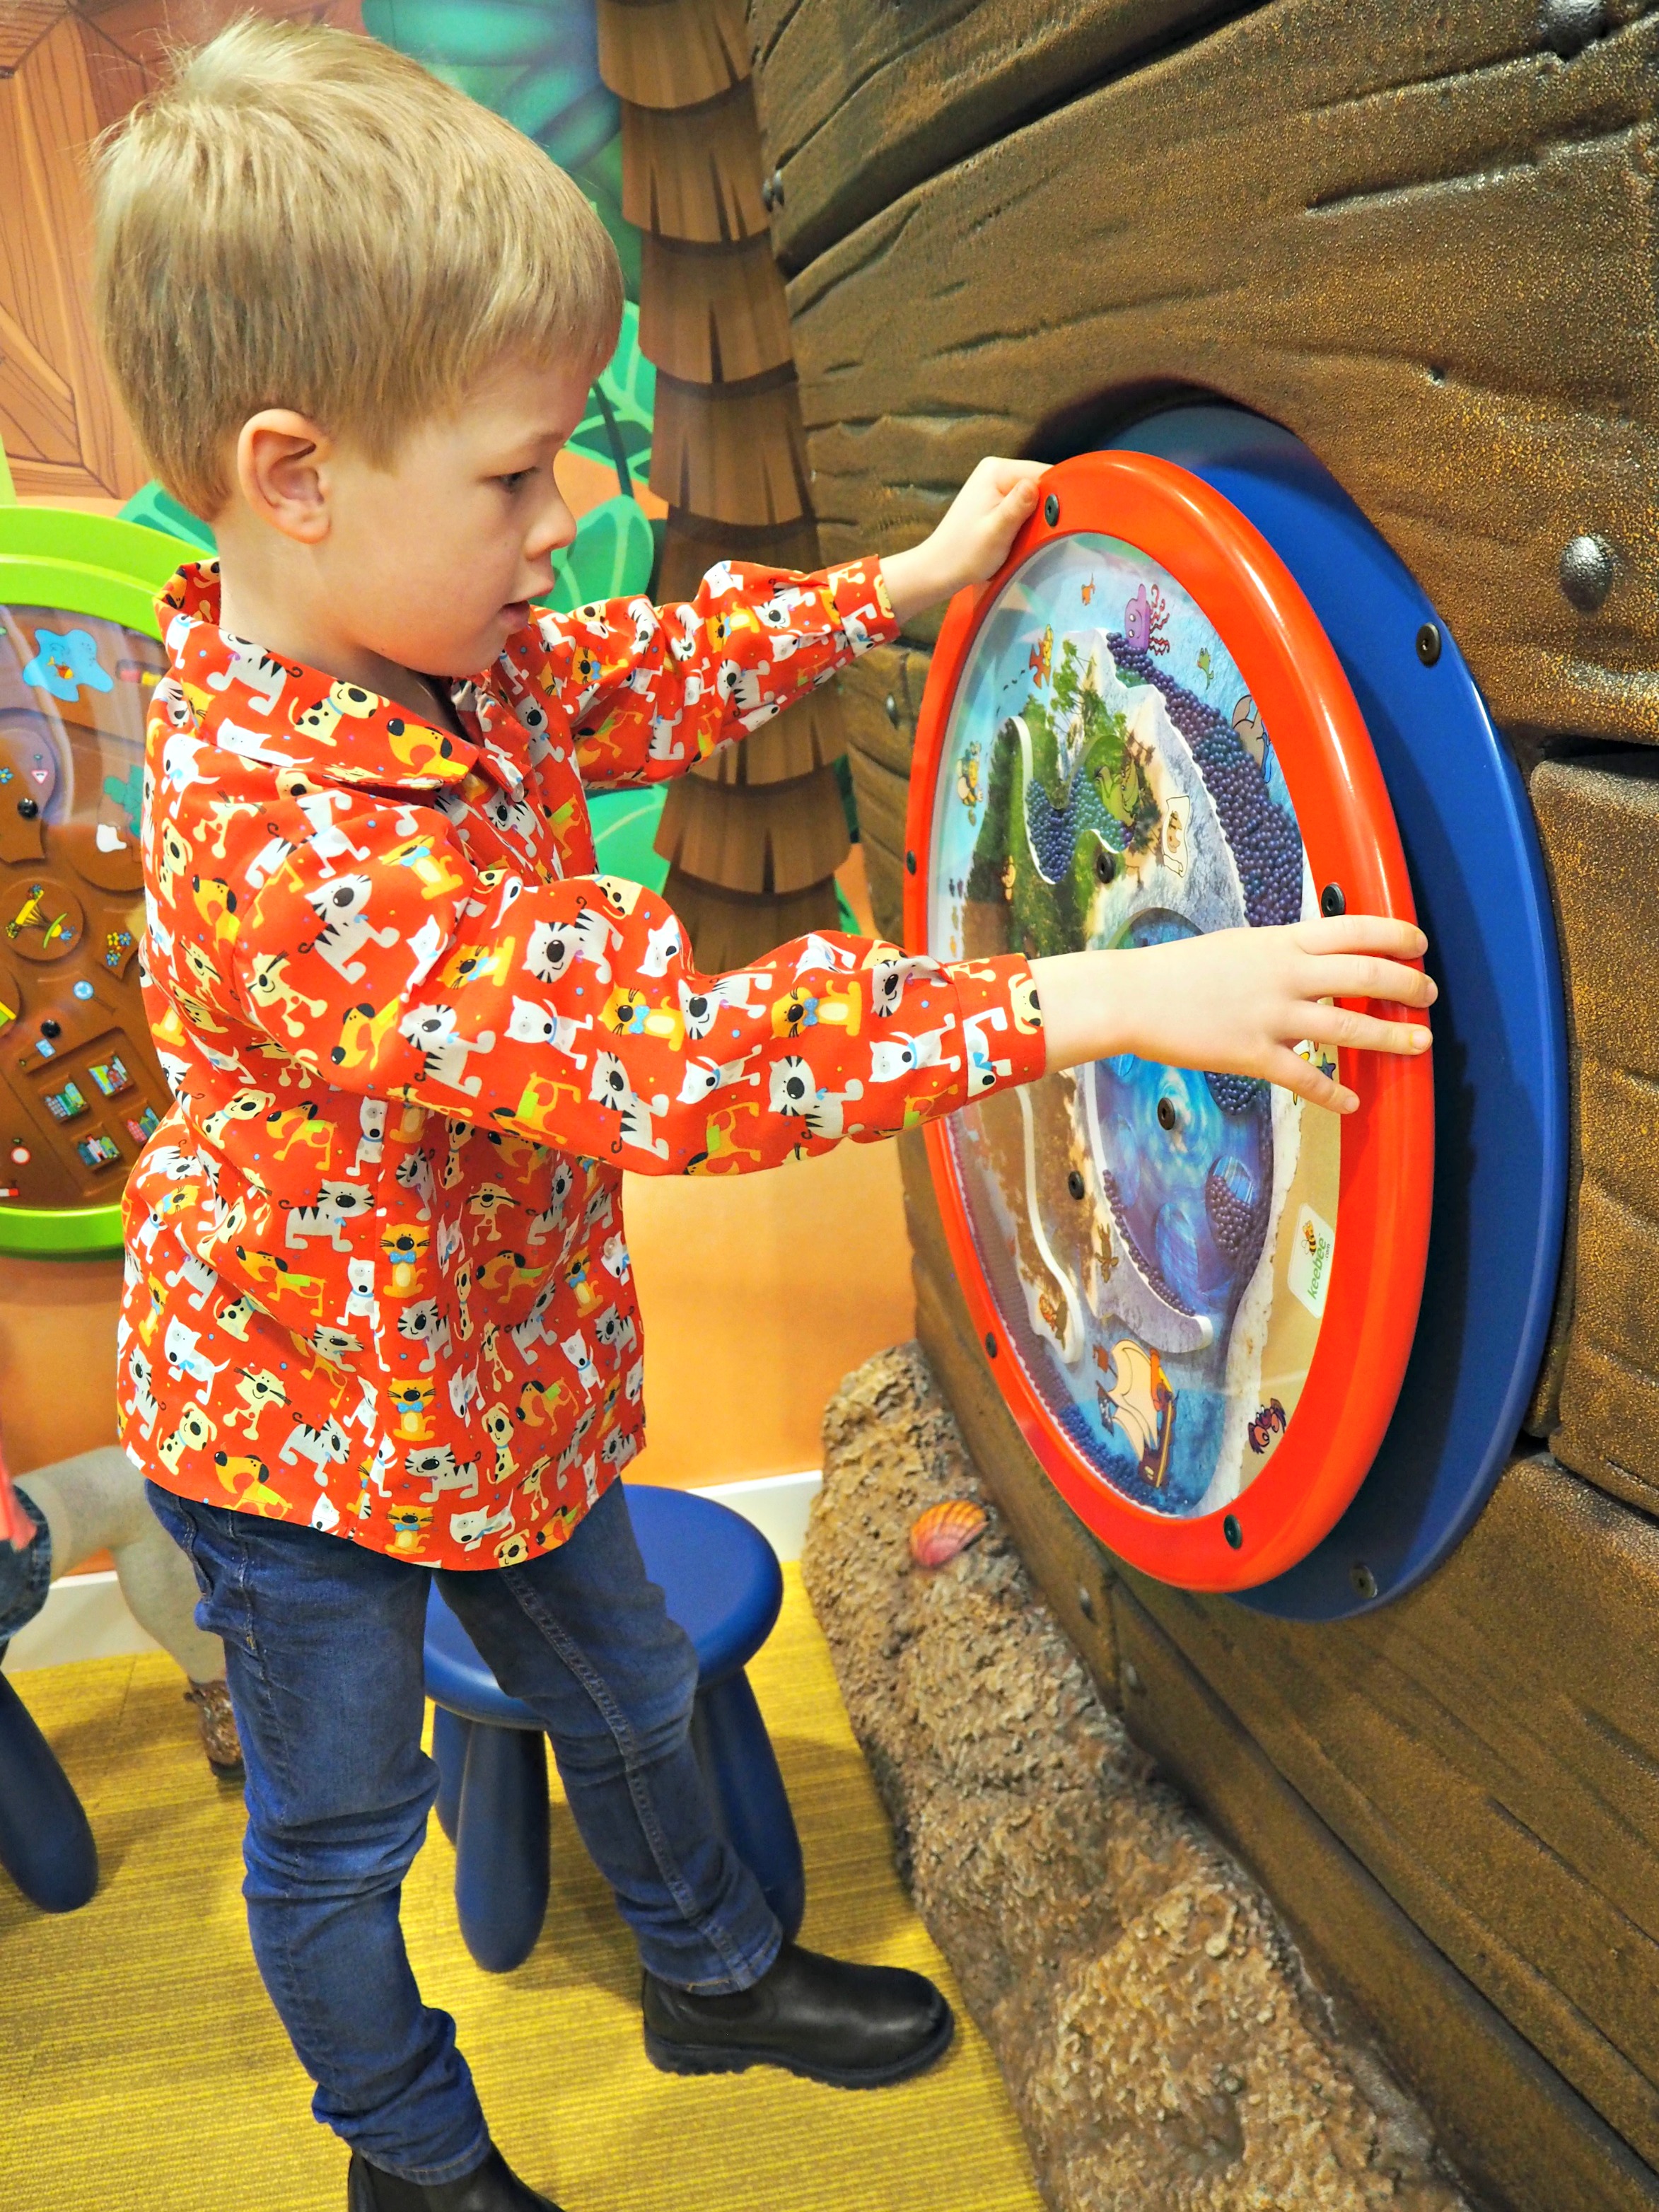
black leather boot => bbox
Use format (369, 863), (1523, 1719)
(347, 2144), (562, 2211)
(642, 1939), (955, 2089)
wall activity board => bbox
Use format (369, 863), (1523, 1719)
(0, 507), (190, 1257)
(906, 450), (1435, 1593)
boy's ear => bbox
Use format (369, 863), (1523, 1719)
(234, 409), (334, 544)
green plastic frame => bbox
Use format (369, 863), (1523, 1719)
(0, 506), (192, 1258)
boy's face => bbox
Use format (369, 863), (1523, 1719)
(309, 354), (592, 679)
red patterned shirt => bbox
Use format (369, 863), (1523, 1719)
(118, 557), (1044, 1566)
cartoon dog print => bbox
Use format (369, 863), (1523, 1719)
(793, 933), (860, 978)
(1011, 971), (1044, 1035)
(156, 1402), (217, 1476)
(962, 1007), (1013, 1096)
(163, 1316), (230, 1405)
(197, 1082), (274, 1153)
(339, 1257), (378, 1330)
(247, 953), (330, 1040)
(397, 1006), (496, 1098)
(223, 1364), (286, 1442)
(167, 1249), (220, 1311)
(353, 1098), (387, 1175)
(561, 1330), (600, 1395)
(267, 1100), (337, 1168)
(448, 1363), (482, 1422)
(449, 1502), (515, 1554)
(600, 1233), (631, 1283)
(190, 874), (240, 950)
(333, 998), (402, 1074)
(482, 1404), (517, 1484)
(868, 1018), (960, 1084)
(215, 1291), (255, 1344)
(638, 915), (684, 978)
(303, 875), (401, 984)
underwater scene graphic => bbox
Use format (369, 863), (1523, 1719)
(929, 533), (1341, 1518)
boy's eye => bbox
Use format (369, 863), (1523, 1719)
(497, 470), (532, 493)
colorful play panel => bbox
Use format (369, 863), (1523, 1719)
(0, 507), (191, 1257)
(907, 444), (1438, 1597)
(1109, 407), (1568, 1619)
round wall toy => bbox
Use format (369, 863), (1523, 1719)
(907, 414), (1566, 1615)
(907, 446), (1434, 1594)
(0, 508), (187, 1257)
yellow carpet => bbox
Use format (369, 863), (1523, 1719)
(0, 1567), (1042, 2212)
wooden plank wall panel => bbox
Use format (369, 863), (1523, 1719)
(786, 1), (1659, 741)
(1114, 1586), (1659, 2212)
(901, 1127), (1659, 2185)
(750, 0), (1259, 269)
(1532, 757), (1659, 1506)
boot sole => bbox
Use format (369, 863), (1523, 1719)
(644, 2001), (955, 2090)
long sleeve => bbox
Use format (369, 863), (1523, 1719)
(213, 782), (1043, 1173)
(515, 555), (897, 791)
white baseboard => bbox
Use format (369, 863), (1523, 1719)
(1, 1469), (823, 1675)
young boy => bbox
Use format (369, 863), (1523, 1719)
(97, 21), (1433, 2211)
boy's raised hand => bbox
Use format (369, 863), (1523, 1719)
(1032, 915), (1436, 1115)
(881, 458), (1047, 623)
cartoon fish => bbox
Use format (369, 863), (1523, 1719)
(1096, 1337), (1175, 1489)
(1028, 627), (1053, 686)
(1196, 646), (1214, 688)
(955, 740), (982, 821)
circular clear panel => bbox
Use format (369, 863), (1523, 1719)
(926, 532), (1339, 1519)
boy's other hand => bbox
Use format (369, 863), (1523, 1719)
(1032, 915), (1436, 1115)
(882, 458), (1047, 624)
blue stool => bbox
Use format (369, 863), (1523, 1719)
(423, 1482), (805, 1972)
(0, 1668), (98, 1913)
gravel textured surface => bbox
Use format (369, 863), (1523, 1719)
(805, 1344), (1470, 2212)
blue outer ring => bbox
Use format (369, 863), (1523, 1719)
(1108, 405), (1568, 1619)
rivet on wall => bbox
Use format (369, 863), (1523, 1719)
(1559, 534), (1616, 612)
(1539, 0), (1607, 58)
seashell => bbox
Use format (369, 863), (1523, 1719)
(909, 1498), (988, 1569)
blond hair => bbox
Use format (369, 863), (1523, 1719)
(94, 15), (622, 517)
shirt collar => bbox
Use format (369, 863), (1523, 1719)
(156, 562), (521, 794)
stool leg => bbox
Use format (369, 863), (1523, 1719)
(454, 1723), (549, 1973)
(691, 1670), (805, 1942)
(0, 1670), (98, 1912)
(431, 1706), (471, 1845)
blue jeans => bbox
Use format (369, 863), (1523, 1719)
(146, 1479), (781, 2185)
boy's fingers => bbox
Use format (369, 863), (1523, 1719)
(1296, 914), (1427, 960)
(1296, 1002), (1433, 1056)
(1267, 1047), (1358, 1114)
(1300, 954), (1437, 1006)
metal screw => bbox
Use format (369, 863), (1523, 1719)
(1076, 1584), (1095, 1619)
(1122, 1660), (1143, 1692)
(1560, 534), (1615, 612)
(1350, 1562), (1378, 1600)
(884, 694), (899, 725)
(40, 1018), (60, 1040)
(984, 1329), (998, 1358)
(759, 166), (784, 211)
(1093, 846), (1116, 885)
(16, 796), (37, 820)
(1223, 1515), (1243, 1549)
(1539, 0), (1605, 56)
(1156, 1095), (1177, 1131)
(1320, 883), (1346, 918)
(1066, 1169), (1086, 1201)
(1415, 622), (1442, 666)
(904, 849), (917, 875)
(1043, 492), (1060, 527)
